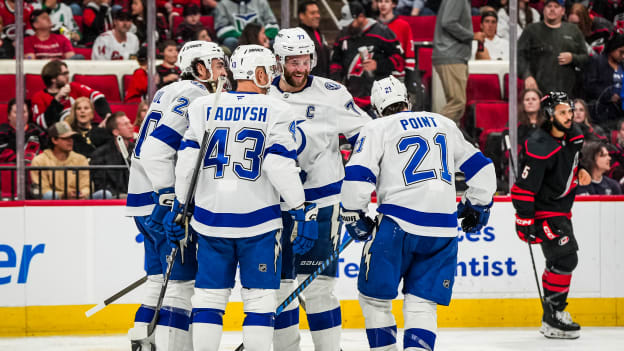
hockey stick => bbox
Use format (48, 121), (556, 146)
(504, 135), (544, 305)
(234, 235), (355, 351)
(116, 135), (131, 170)
(85, 275), (147, 317)
(138, 76), (227, 341)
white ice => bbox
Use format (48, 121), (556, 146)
(1, 328), (623, 351)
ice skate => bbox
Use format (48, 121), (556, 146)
(540, 303), (580, 339)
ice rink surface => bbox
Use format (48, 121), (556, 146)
(1, 328), (623, 351)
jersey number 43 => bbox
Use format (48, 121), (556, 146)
(203, 127), (265, 181)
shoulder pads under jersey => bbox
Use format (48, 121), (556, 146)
(524, 128), (561, 159)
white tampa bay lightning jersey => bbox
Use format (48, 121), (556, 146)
(341, 111), (496, 237)
(125, 80), (210, 217)
(268, 76), (371, 207)
(175, 91), (305, 238)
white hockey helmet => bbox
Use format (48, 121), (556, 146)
(177, 41), (226, 82)
(371, 76), (410, 116)
(273, 27), (317, 69)
(230, 44), (278, 89)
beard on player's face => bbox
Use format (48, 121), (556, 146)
(284, 67), (309, 88)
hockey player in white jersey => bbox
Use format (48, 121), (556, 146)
(340, 76), (496, 350)
(125, 41), (228, 351)
(269, 27), (371, 351)
(164, 44), (318, 351)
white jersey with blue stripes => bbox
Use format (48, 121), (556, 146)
(341, 111), (496, 237)
(175, 91), (305, 238)
(125, 80), (210, 217)
(268, 76), (371, 207)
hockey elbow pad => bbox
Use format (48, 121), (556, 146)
(457, 199), (492, 234)
(289, 203), (319, 255)
(340, 206), (376, 242)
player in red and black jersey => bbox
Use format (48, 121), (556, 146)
(511, 91), (590, 340)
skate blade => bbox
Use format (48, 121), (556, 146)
(539, 322), (580, 339)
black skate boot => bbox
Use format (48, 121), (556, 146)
(540, 302), (580, 339)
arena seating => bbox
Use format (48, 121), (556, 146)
(473, 102), (509, 149)
(110, 103), (139, 123)
(0, 103), (7, 124)
(503, 73), (524, 101)
(25, 74), (46, 101)
(466, 74), (502, 106)
(417, 47), (433, 89)
(399, 15), (436, 45)
(74, 47), (93, 60)
(73, 74), (122, 102)
(0, 74), (16, 102)
(171, 15), (214, 38)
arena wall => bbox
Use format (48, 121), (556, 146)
(1, 196), (623, 336)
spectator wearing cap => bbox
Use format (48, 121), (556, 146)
(174, 3), (204, 44)
(584, 34), (624, 130)
(518, 0), (588, 98)
(156, 40), (181, 88)
(24, 9), (76, 59)
(34, 0), (82, 44)
(297, 0), (330, 77)
(124, 45), (148, 103)
(472, 11), (509, 61)
(577, 141), (622, 195)
(330, 1), (405, 113)
(31, 60), (112, 129)
(92, 9), (139, 60)
(432, 0), (484, 124)
(214, 0), (279, 52)
(81, 0), (113, 47)
(0, 99), (47, 164)
(30, 121), (90, 199)
(90, 111), (135, 199)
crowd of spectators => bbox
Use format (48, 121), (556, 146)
(3, 0), (624, 199)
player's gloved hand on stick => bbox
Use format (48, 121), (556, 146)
(289, 203), (318, 255)
(144, 187), (176, 236)
(340, 206), (376, 242)
(515, 215), (541, 244)
(163, 199), (189, 248)
(457, 199), (492, 233)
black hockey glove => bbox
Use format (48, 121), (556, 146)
(457, 199), (492, 233)
(515, 215), (541, 244)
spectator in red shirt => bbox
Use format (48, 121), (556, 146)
(376, 0), (415, 78)
(31, 59), (112, 129)
(124, 45), (147, 102)
(24, 9), (76, 60)
(0, 0), (34, 39)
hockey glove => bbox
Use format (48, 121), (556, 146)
(457, 199), (492, 233)
(515, 215), (541, 244)
(163, 199), (189, 248)
(143, 187), (176, 236)
(289, 203), (319, 255)
(340, 206), (376, 242)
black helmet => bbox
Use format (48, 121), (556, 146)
(541, 91), (574, 118)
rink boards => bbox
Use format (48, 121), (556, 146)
(1, 197), (623, 336)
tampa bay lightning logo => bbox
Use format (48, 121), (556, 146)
(324, 82), (341, 90)
(355, 137), (365, 153)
